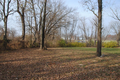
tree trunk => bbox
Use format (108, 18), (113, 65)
(3, 16), (7, 40)
(31, 0), (38, 43)
(30, 17), (32, 44)
(20, 14), (25, 48)
(97, 0), (102, 57)
(38, 8), (43, 44)
(40, 0), (47, 50)
(117, 33), (120, 46)
(21, 15), (25, 41)
(94, 27), (97, 46)
(38, 25), (41, 44)
(3, 16), (8, 49)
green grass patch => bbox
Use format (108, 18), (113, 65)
(102, 48), (120, 54)
(63, 47), (120, 54)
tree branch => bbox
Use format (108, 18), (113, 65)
(46, 9), (74, 35)
(3, 0), (5, 17)
(88, 7), (98, 18)
(110, 8), (120, 21)
(7, 0), (11, 17)
(0, 1), (3, 6)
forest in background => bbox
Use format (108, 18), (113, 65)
(0, 0), (120, 51)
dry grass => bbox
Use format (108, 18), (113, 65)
(0, 48), (120, 80)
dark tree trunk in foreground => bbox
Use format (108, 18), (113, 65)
(97, 0), (102, 57)
(40, 0), (47, 50)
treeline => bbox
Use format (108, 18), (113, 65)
(0, 0), (120, 52)
(0, 0), (76, 50)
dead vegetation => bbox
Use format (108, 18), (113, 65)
(0, 48), (120, 80)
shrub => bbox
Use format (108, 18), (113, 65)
(58, 39), (86, 47)
(66, 42), (86, 47)
(34, 43), (40, 47)
(58, 39), (66, 47)
(0, 40), (5, 50)
(7, 40), (30, 49)
(102, 41), (118, 48)
(45, 41), (59, 48)
(88, 40), (95, 47)
(29, 42), (40, 48)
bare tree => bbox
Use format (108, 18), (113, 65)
(110, 21), (120, 46)
(82, 0), (98, 18)
(25, 0), (44, 46)
(110, 6), (120, 46)
(38, 6), (43, 44)
(0, 0), (14, 40)
(81, 0), (102, 56)
(79, 17), (89, 45)
(41, 0), (75, 48)
(81, 0), (98, 46)
(30, 0), (38, 43)
(69, 19), (76, 42)
(0, 0), (15, 49)
(64, 22), (69, 42)
(25, 13), (33, 45)
(17, 0), (27, 41)
(110, 8), (120, 21)
(45, 0), (75, 36)
(90, 17), (98, 46)
(40, 0), (47, 50)
(15, 0), (75, 48)
(97, 0), (102, 57)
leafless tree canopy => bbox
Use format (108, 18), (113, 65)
(0, 0), (119, 50)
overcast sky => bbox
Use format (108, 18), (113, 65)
(1, 0), (120, 35)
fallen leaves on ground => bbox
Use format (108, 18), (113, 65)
(0, 48), (120, 80)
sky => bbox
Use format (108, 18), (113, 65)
(0, 0), (120, 36)
(64, 0), (120, 35)
(64, 0), (119, 20)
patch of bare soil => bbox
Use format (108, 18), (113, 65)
(0, 48), (120, 80)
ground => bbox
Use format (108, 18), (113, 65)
(0, 47), (120, 80)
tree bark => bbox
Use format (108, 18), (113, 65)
(38, 8), (43, 43)
(21, 15), (25, 41)
(31, 0), (38, 43)
(3, 16), (8, 49)
(117, 32), (120, 46)
(2, 0), (13, 49)
(97, 0), (102, 57)
(40, 0), (47, 50)
(3, 16), (8, 40)
(17, 0), (27, 48)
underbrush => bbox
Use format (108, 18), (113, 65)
(0, 40), (30, 50)
(102, 41), (118, 48)
(1, 39), (118, 50)
(58, 39), (86, 47)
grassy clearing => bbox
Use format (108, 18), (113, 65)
(0, 47), (120, 80)
(64, 47), (120, 54)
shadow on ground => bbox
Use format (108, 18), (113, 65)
(0, 48), (120, 80)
